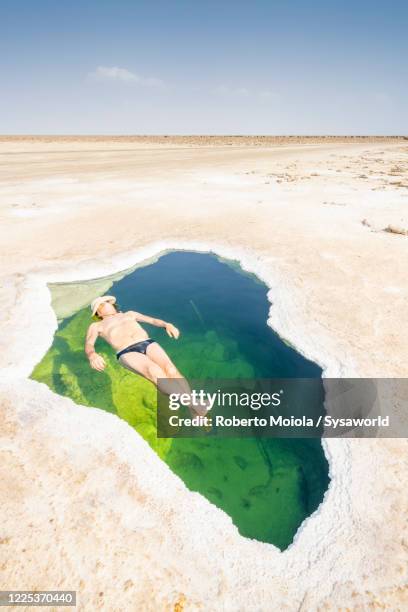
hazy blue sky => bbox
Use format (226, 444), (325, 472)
(1, 0), (407, 134)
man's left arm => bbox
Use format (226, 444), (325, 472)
(129, 311), (180, 339)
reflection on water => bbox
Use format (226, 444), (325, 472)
(32, 251), (329, 549)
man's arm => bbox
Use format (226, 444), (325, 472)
(85, 323), (106, 371)
(129, 311), (180, 339)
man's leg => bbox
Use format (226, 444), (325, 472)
(118, 352), (182, 397)
(145, 342), (190, 393)
(146, 343), (208, 417)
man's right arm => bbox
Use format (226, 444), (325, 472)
(85, 323), (106, 371)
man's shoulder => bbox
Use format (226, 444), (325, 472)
(89, 320), (102, 330)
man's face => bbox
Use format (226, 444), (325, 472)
(97, 302), (116, 317)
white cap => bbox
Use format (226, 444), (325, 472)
(90, 295), (116, 316)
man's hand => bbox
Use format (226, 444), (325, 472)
(89, 352), (106, 371)
(165, 323), (180, 339)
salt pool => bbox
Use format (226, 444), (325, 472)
(31, 251), (329, 550)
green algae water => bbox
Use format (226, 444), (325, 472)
(32, 251), (329, 550)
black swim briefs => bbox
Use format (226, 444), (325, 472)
(116, 338), (156, 360)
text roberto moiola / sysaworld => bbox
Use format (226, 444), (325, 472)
(166, 389), (390, 430)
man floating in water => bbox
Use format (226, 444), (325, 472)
(84, 295), (207, 417)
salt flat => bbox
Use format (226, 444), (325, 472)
(0, 137), (407, 610)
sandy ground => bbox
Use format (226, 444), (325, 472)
(0, 137), (407, 611)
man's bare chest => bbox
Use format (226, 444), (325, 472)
(99, 315), (141, 338)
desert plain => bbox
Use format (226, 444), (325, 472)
(0, 136), (407, 610)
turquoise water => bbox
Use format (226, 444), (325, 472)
(32, 251), (329, 549)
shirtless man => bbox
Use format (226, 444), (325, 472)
(84, 295), (206, 416)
